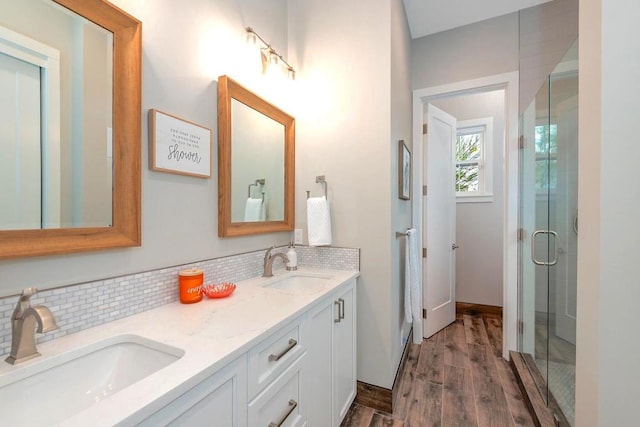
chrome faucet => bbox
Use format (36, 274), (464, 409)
(262, 246), (289, 277)
(5, 288), (58, 365)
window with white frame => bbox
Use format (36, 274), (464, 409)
(455, 117), (493, 202)
(534, 124), (557, 193)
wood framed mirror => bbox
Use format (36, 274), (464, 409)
(0, 0), (141, 258)
(218, 75), (295, 237)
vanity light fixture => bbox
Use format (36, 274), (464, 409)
(245, 26), (296, 80)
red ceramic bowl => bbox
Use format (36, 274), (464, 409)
(202, 283), (236, 298)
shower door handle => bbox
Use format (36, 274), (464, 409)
(531, 230), (558, 266)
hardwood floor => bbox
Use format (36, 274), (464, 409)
(342, 314), (535, 427)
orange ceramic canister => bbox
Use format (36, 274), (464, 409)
(179, 269), (203, 303)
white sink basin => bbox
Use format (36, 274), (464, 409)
(0, 334), (184, 426)
(261, 273), (334, 294)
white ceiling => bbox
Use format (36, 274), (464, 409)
(403, 0), (553, 39)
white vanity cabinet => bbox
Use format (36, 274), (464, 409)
(333, 282), (356, 424)
(129, 273), (357, 427)
(137, 354), (248, 427)
(306, 279), (357, 427)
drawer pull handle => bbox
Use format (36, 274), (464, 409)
(268, 339), (297, 362)
(268, 399), (297, 427)
(339, 298), (345, 320)
(334, 300), (341, 323)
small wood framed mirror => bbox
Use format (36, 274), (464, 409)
(217, 76), (295, 237)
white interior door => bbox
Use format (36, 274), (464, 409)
(0, 51), (41, 230)
(423, 103), (457, 338)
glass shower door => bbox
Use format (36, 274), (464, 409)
(519, 41), (578, 425)
(520, 73), (553, 401)
(546, 52), (578, 424)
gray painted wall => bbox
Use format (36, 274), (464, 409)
(519, 0), (578, 113)
(390, 0), (414, 380)
(411, 13), (519, 90)
(289, 0), (412, 389)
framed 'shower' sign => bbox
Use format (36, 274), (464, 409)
(149, 109), (212, 178)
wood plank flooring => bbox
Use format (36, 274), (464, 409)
(342, 315), (535, 427)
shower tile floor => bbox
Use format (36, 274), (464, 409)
(535, 359), (576, 425)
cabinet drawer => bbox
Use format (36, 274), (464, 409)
(248, 354), (305, 427)
(248, 318), (305, 398)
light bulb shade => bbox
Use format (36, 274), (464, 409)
(246, 31), (257, 46)
(260, 48), (270, 74)
(268, 51), (279, 65)
(266, 58), (283, 78)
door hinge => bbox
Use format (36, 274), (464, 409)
(422, 248), (427, 258)
(423, 185), (428, 196)
(422, 123), (428, 134)
(422, 308), (427, 319)
(519, 135), (525, 149)
(518, 320), (524, 334)
(518, 228), (526, 241)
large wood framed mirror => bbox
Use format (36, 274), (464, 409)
(0, 0), (141, 258)
(218, 75), (294, 237)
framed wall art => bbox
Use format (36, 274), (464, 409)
(398, 139), (411, 200)
(149, 109), (212, 178)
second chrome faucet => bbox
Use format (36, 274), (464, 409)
(262, 246), (289, 277)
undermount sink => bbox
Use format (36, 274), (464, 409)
(261, 273), (334, 294)
(0, 334), (184, 426)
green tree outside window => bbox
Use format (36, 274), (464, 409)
(456, 133), (481, 192)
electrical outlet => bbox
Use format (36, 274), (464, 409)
(294, 228), (303, 245)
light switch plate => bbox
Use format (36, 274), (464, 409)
(294, 229), (303, 245)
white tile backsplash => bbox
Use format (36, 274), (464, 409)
(0, 246), (358, 357)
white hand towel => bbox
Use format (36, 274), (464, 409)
(404, 228), (423, 343)
(244, 198), (264, 222)
(307, 196), (332, 246)
(404, 233), (412, 324)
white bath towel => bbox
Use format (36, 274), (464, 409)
(404, 228), (423, 343)
(307, 196), (332, 246)
(244, 198), (265, 222)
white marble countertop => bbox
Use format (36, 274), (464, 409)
(0, 268), (359, 426)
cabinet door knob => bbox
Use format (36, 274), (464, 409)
(268, 399), (298, 427)
(268, 339), (297, 362)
